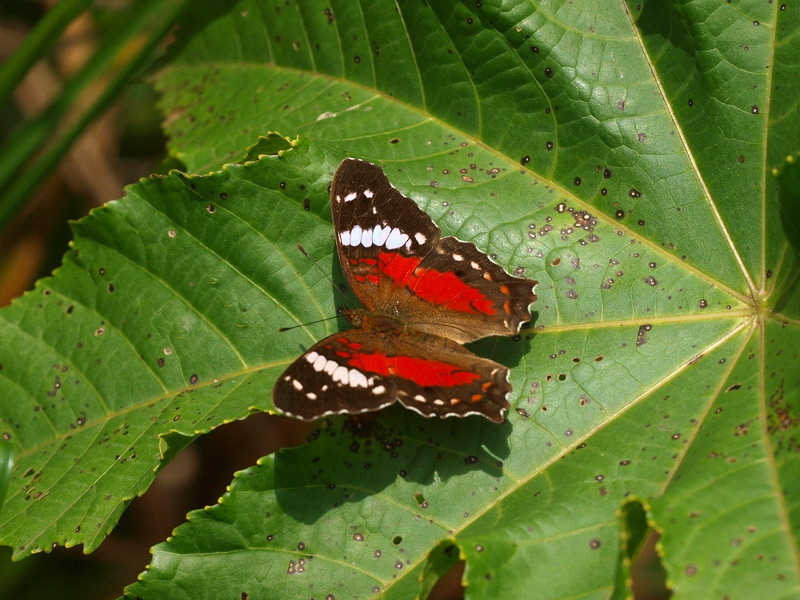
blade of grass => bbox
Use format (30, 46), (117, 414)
(0, 442), (13, 516)
(0, 0), (95, 103)
(0, 0), (188, 230)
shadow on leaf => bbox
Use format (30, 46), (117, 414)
(274, 405), (514, 524)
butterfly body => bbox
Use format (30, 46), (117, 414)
(274, 159), (537, 423)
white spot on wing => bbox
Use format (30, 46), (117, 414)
(324, 360), (338, 375)
(361, 226), (373, 248)
(344, 192), (357, 202)
(292, 379), (303, 391)
(349, 369), (368, 388)
(305, 351), (319, 364)
(373, 224), (391, 246)
(415, 232), (427, 245)
(470, 261), (481, 270)
(372, 385), (386, 395)
(385, 228), (409, 250)
(363, 189), (374, 198)
(340, 230), (351, 246)
(414, 395), (426, 402)
(313, 355), (327, 372)
(333, 365), (349, 384)
(452, 254), (463, 261)
(349, 225), (362, 246)
(306, 392), (317, 400)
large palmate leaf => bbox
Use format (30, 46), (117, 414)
(0, 1), (798, 599)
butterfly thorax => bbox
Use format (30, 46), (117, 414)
(343, 308), (404, 334)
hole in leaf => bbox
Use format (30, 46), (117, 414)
(427, 559), (465, 600)
(631, 530), (670, 599)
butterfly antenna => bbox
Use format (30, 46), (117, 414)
(278, 314), (339, 332)
(277, 245), (350, 332)
(296, 244), (349, 300)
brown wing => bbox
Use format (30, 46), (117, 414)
(330, 157), (441, 311)
(330, 158), (536, 343)
(273, 326), (510, 423)
(385, 235), (537, 343)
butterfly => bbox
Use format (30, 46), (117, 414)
(273, 159), (537, 423)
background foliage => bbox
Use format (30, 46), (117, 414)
(0, 1), (798, 598)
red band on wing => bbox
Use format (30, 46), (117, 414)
(348, 351), (480, 387)
(378, 252), (496, 315)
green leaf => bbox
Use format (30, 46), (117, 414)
(0, 0), (189, 230)
(1, 1), (799, 599)
(0, 142), (343, 556)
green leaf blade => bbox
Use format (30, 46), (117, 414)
(2, 1), (799, 597)
(0, 149), (344, 557)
